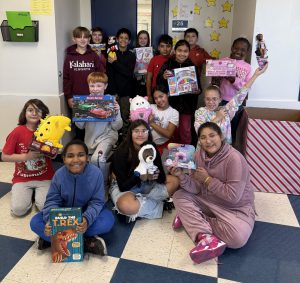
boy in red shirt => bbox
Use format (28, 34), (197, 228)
(184, 28), (211, 93)
(146, 34), (173, 103)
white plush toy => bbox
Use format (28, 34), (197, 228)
(134, 143), (158, 180)
(130, 95), (152, 122)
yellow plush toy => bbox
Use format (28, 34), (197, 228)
(34, 115), (71, 149)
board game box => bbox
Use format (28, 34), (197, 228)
(206, 59), (237, 77)
(50, 207), (83, 263)
(164, 143), (196, 170)
(72, 95), (116, 122)
(167, 66), (199, 96)
(134, 47), (153, 74)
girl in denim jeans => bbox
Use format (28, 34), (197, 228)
(109, 119), (179, 222)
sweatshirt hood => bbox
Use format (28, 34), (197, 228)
(200, 142), (232, 168)
(66, 44), (93, 55)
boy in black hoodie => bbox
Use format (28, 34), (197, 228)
(106, 28), (136, 139)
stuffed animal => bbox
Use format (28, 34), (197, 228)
(107, 36), (118, 60)
(134, 143), (158, 181)
(34, 115), (71, 148)
(130, 95), (152, 122)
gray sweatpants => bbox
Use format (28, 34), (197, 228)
(173, 189), (255, 249)
(89, 132), (117, 191)
(11, 180), (51, 216)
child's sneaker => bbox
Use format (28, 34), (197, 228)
(84, 236), (107, 256)
(172, 215), (183, 229)
(189, 234), (226, 264)
(37, 237), (51, 250)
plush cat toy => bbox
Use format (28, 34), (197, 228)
(134, 143), (158, 181)
(130, 95), (152, 122)
(30, 115), (71, 158)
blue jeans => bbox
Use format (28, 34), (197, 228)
(109, 179), (169, 221)
(30, 206), (115, 242)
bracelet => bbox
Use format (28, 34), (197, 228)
(204, 176), (211, 186)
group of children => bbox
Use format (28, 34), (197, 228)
(1, 24), (268, 262)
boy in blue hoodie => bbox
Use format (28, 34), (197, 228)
(30, 140), (114, 256)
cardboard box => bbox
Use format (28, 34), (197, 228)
(236, 107), (300, 195)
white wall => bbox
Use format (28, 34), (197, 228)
(80, 0), (91, 28)
(247, 0), (300, 109)
(0, 0), (82, 149)
(0, 0), (59, 148)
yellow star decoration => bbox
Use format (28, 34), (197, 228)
(210, 31), (221, 41)
(204, 17), (214, 28)
(210, 48), (221, 59)
(194, 4), (201, 15)
(172, 6), (178, 17)
(172, 36), (178, 46)
(222, 1), (233, 12)
(206, 0), (216, 7)
(219, 17), (229, 28)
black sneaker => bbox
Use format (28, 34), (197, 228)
(84, 236), (107, 256)
(37, 237), (51, 250)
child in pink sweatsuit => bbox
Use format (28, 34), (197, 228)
(169, 122), (255, 264)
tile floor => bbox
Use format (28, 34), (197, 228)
(0, 161), (299, 283)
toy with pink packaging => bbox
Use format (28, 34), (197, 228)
(130, 95), (152, 122)
(164, 143), (196, 170)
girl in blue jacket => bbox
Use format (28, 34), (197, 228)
(30, 140), (114, 256)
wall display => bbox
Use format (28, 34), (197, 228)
(169, 0), (234, 63)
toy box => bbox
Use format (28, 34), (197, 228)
(89, 43), (106, 52)
(235, 107), (300, 195)
(134, 47), (153, 74)
(206, 59), (236, 77)
(50, 207), (83, 263)
(73, 95), (116, 122)
(29, 138), (59, 159)
(164, 143), (196, 170)
(167, 66), (199, 96)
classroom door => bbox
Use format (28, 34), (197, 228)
(91, 0), (169, 47)
(151, 0), (169, 46)
(91, 0), (137, 40)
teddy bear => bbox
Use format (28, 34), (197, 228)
(130, 95), (152, 122)
(134, 143), (158, 181)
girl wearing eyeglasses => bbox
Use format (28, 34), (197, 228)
(109, 119), (179, 222)
(2, 99), (54, 216)
(194, 65), (268, 144)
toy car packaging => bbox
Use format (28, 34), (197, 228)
(72, 95), (116, 122)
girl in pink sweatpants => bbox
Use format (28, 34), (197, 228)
(170, 122), (255, 263)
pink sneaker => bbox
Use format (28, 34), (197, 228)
(172, 215), (183, 229)
(189, 234), (226, 264)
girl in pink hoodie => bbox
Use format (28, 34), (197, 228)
(168, 122), (255, 264)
